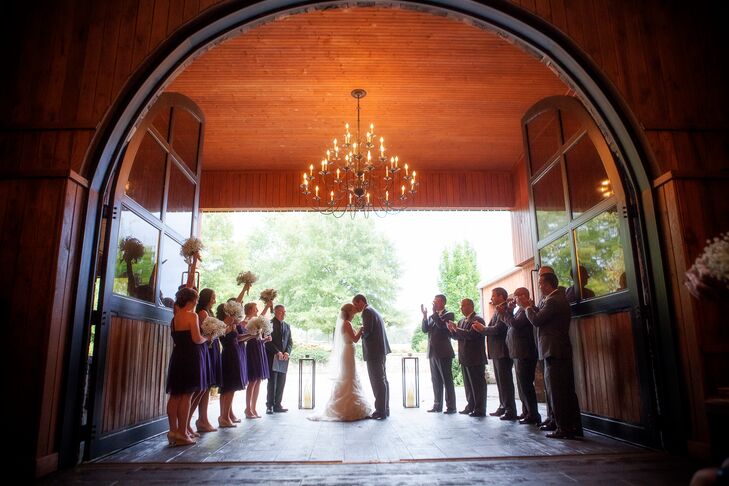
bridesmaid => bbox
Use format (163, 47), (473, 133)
(194, 288), (220, 433)
(165, 287), (208, 446)
(217, 303), (258, 426)
(243, 301), (272, 418)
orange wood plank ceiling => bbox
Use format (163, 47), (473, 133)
(165, 7), (569, 180)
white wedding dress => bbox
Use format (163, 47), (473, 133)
(308, 316), (372, 422)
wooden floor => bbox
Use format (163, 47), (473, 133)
(43, 371), (701, 483)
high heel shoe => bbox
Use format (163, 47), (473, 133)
(196, 419), (217, 433)
(218, 417), (237, 428)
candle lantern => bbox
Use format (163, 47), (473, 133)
(298, 355), (316, 409)
(401, 353), (420, 408)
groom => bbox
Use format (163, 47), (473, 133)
(352, 294), (391, 419)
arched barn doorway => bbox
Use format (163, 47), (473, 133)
(64, 0), (680, 466)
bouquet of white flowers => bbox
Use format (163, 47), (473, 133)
(685, 231), (729, 300)
(201, 316), (227, 340)
(223, 301), (244, 321)
(180, 237), (204, 265)
(260, 288), (278, 304)
(246, 315), (272, 337)
(237, 271), (257, 287)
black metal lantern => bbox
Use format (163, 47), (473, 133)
(401, 354), (420, 408)
(298, 355), (316, 409)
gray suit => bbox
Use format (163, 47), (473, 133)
(526, 288), (582, 435)
(479, 312), (517, 416)
(422, 309), (456, 411)
(449, 313), (487, 414)
(499, 308), (540, 421)
(361, 305), (391, 416)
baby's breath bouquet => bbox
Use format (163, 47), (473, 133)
(685, 232), (729, 301)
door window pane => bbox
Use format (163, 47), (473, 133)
(152, 107), (171, 142)
(565, 134), (610, 218)
(171, 108), (201, 173)
(114, 209), (160, 303)
(559, 107), (584, 143)
(534, 165), (568, 240)
(538, 234), (572, 297)
(166, 164), (196, 237)
(573, 208), (626, 300)
(159, 236), (187, 308)
(526, 109), (561, 175)
(125, 132), (166, 219)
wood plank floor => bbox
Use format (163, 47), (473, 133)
(45, 365), (701, 483)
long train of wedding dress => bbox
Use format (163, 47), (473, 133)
(308, 316), (372, 422)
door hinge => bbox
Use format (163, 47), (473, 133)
(102, 204), (118, 220)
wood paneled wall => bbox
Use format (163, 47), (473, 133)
(0, 174), (87, 476)
(103, 317), (172, 434)
(201, 170), (515, 210)
(570, 311), (642, 424)
(654, 172), (729, 455)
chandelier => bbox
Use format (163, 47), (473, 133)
(300, 89), (418, 217)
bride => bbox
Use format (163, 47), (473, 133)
(308, 303), (372, 421)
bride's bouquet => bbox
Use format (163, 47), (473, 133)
(180, 237), (204, 265)
(260, 288), (278, 305)
(246, 315), (272, 337)
(201, 316), (227, 340)
(223, 301), (244, 321)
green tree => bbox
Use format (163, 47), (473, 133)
(199, 213), (249, 301)
(238, 213), (406, 336)
(437, 241), (481, 314)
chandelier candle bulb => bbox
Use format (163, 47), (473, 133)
(401, 185), (405, 196)
(386, 190), (389, 201)
(336, 168), (340, 180)
(395, 156), (399, 168)
(349, 193), (352, 205)
(315, 186), (319, 198)
(326, 149), (330, 161)
(366, 193), (370, 204)
(309, 164), (314, 177)
(405, 164), (409, 177)
(330, 190), (334, 201)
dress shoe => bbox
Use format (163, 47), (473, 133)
(500, 413), (518, 421)
(516, 413), (527, 420)
(273, 407), (288, 413)
(489, 408), (505, 416)
(469, 411), (486, 417)
(546, 430), (575, 439)
(266, 407), (274, 414)
(539, 422), (557, 431)
(518, 417), (539, 425)
(369, 412), (384, 420)
(427, 407), (442, 413)
(443, 409), (457, 414)
(459, 408), (473, 415)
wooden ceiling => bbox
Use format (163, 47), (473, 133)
(166, 7), (568, 172)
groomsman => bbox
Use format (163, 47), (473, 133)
(448, 299), (487, 417)
(475, 287), (517, 420)
(526, 272), (583, 439)
(265, 305), (293, 414)
(497, 287), (541, 425)
(421, 294), (457, 413)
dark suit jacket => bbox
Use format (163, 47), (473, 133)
(449, 313), (487, 366)
(478, 313), (510, 360)
(265, 317), (293, 364)
(361, 305), (391, 361)
(498, 308), (537, 360)
(421, 309), (455, 359)
(525, 288), (573, 359)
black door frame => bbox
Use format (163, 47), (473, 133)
(61, 0), (682, 468)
